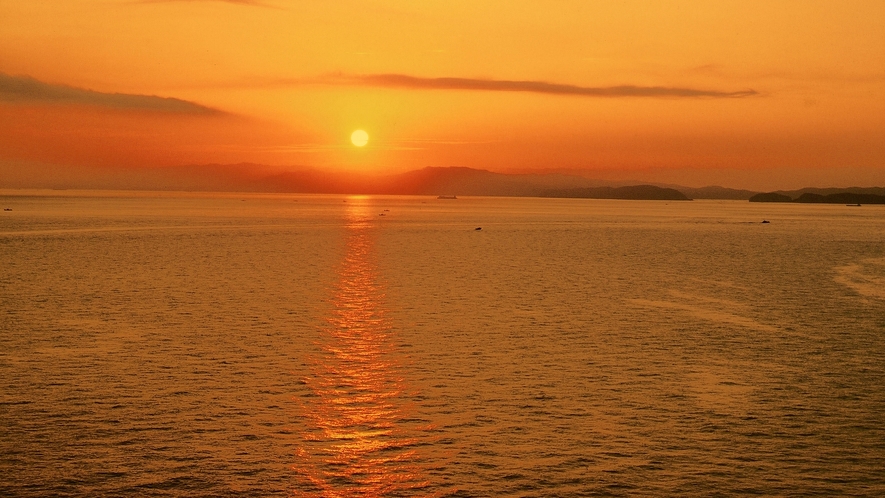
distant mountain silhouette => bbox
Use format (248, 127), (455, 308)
(263, 166), (721, 199)
(542, 185), (691, 200)
(167, 165), (627, 197)
(751, 189), (885, 204)
(677, 185), (757, 200)
(38, 162), (880, 201)
(795, 192), (885, 204)
(383, 167), (544, 196)
(786, 187), (885, 197)
(749, 192), (792, 202)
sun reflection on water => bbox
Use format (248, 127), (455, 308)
(294, 199), (433, 496)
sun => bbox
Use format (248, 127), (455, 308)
(351, 129), (369, 147)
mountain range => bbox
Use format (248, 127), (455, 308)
(21, 163), (883, 201)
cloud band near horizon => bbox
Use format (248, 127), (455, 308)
(319, 73), (758, 98)
(0, 73), (223, 114)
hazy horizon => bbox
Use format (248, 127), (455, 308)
(2, 162), (884, 194)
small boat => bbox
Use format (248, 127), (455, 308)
(475, 227), (482, 231)
(761, 220), (770, 224)
(437, 195), (457, 199)
(3, 208), (11, 211)
(847, 203), (862, 207)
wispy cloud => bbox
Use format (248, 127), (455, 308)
(317, 73), (758, 98)
(0, 73), (224, 114)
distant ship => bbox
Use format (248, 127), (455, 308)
(437, 195), (457, 199)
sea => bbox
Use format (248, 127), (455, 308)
(1, 190), (883, 497)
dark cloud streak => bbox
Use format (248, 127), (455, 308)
(324, 73), (758, 98)
(0, 73), (224, 115)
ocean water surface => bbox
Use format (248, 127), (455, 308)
(1, 191), (884, 496)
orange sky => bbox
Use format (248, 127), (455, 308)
(1, 0), (883, 190)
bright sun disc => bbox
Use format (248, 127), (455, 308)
(351, 129), (369, 147)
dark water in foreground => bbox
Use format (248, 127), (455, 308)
(1, 191), (884, 496)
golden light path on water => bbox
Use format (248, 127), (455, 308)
(294, 199), (435, 496)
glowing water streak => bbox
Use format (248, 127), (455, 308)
(294, 199), (432, 497)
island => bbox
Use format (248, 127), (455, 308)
(750, 191), (885, 204)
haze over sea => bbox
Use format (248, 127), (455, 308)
(1, 191), (884, 497)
